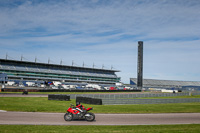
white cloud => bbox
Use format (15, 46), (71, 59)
(0, 0), (200, 83)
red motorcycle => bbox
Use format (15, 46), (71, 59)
(64, 103), (95, 121)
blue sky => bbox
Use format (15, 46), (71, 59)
(0, 0), (200, 83)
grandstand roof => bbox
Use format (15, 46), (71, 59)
(130, 78), (200, 87)
(0, 58), (120, 72)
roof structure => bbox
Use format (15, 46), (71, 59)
(0, 59), (120, 73)
(130, 78), (200, 88)
(0, 58), (120, 84)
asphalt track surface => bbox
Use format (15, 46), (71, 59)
(0, 111), (200, 125)
(1, 94), (200, 125)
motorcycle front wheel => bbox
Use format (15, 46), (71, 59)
(85, 112), (95, 121)
(64, 113), (73, 121)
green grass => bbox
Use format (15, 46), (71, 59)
(0, 124), (200, 133)
(0, 97), (69, 112)
(0, 97), (200, 113)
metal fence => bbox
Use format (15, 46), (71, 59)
(68, 92), (191, 99)
(67, 92), (200, 105)
(102, 98), (200, 105)
(191, 91), (200, 96)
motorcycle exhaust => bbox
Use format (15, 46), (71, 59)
(85, 114), (91, 117)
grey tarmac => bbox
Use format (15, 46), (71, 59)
(0, 111), (200, 125)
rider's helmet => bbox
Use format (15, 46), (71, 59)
(76, 102), (80, 106)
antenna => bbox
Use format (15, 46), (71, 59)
(71, 60), (79, 66)
(35, 56), (37, 63)
(111, 65), (113, 70)
(5, 53), (14, 60)
(60, 59), (62, 65)
(48, 58), (50, 64)
(20, 55), (28, 61)
(21, 55), (23, 61)
(102, 64), (104, 69)
(6, 53), (8, 60)
(93, 63), (95, 68)
(82, 62), (88, 67)
(35, 57), (41, 63)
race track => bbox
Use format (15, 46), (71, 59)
(0, 111), (200, 125)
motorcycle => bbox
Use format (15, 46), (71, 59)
(64, 103), (95, 121)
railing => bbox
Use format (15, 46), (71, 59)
(102, 98), (200, 105)
(68, 92), (200, 105)
(68, 92), (191, 99)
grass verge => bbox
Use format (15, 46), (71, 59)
(0, 124), (200, 133)
(0, 97), (200, 113)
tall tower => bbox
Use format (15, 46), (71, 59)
(137, 41), (143, 90)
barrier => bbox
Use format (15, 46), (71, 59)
(22, 90), (28, 95)
(102, 98), (200, 105)
(76, 96), (102, 105)
(67, 92), (190, 99)
(48, 94), (70, 101)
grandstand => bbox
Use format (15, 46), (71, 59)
(130, 78), (200, 90)
(0, 58), (120, 85)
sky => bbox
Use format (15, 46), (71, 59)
(0, 0), (200, 83)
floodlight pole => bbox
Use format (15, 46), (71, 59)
(137, 41), (143, 90)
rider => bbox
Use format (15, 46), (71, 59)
(76, 102), (85, 115)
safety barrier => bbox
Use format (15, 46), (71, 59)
(47, 92), (200, 104)
(102, 98), (200, 105)
(68, 92), (191, 99)
(192, 91), (200, 96)
(48, 94), (70, 101)
(76, 96), (102, 105)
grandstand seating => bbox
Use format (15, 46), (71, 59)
(0, 59), (120, 84)
(0, 63), (117, 78)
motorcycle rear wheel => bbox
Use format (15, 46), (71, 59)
(64, 113), (73, 121)
(85, 112), (95, 121)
